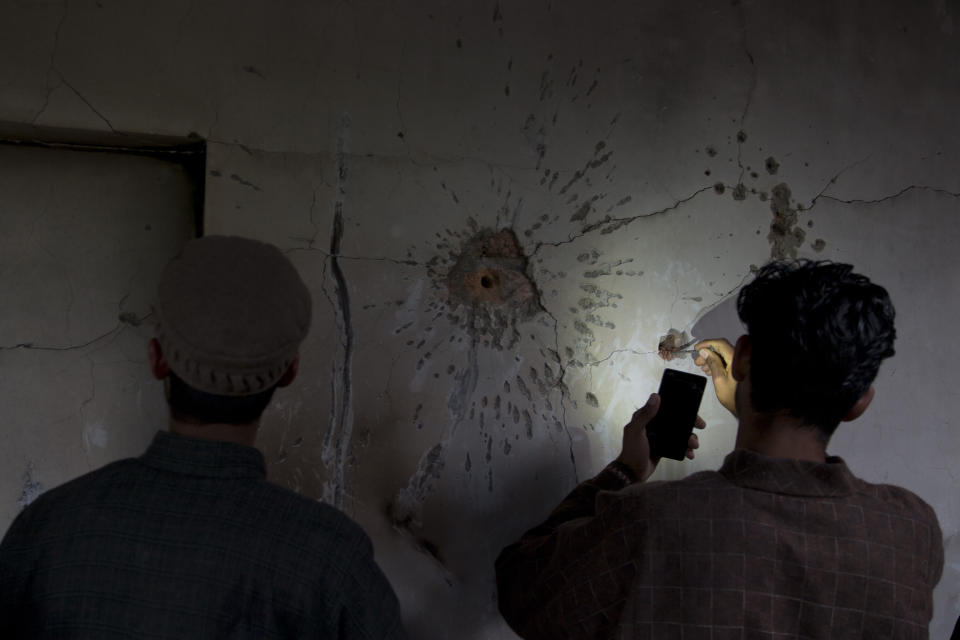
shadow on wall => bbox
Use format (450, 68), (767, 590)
(690, 292), (743, 345)
(399, 448), (584, 640)
(935, 532), (960, 639)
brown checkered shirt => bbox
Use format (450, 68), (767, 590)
(496, 449), (943, 639)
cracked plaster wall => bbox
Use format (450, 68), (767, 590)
(2, 1), (960, 637)
(0, 143), (195, 530)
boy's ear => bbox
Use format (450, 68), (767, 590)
(842, 386), (875, 422)
(148, 338), (170, 380)
(277, 355), (299, 388)
(732, 335), (751, 382)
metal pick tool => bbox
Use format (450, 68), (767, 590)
(675, 343), (728, 368)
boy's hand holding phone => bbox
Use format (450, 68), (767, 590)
(616, 390), (706, 482)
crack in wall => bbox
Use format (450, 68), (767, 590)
(32, 0), (69, 124)
(0, 313), (149, 352)
(815, 185), (960, 207)
(321, 116), (355, 509)
(734, 0), (757, 186)
(531, 185), (713, 256)
(534, 287), (579, 482)
(1, 291), (147, 352)
(286, 190), (322, 249)
(313, 257), (336, 320)
(229, 173), (262, 191)
(54, 70), (116, 132)
(584, 347), (658, 367)
(805, 154), (872, 210)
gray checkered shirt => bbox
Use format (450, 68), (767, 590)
(497, 449), (943, 639)
(0, 431), (406, 639)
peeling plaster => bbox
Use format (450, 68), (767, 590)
(767, 183), (805, 259)
(16, 462), (44, 510)
(82, 420), (109, 450)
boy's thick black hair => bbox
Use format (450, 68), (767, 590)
(737, 260), (896, 439)
(168, 372), (278, 425)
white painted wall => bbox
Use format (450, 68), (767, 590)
(2, 1), (959, 637)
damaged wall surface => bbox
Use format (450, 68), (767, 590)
(0, 143), (195, 530)
(2, 1), (959, 637)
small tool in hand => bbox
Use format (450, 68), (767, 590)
(676, 344), (728, 369)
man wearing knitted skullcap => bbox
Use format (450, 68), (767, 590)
(0, 236), (407, 639)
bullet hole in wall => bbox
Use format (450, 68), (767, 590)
(444, 227), (544, 349)
(658, 328), (693, 361)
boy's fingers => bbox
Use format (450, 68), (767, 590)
(694, 338), (735, 365)
(630, 393), (660, 426)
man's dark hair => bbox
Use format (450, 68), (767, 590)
(737, 260), (896, 438)
(167, 372), (278, 425)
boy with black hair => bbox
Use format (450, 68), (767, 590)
(496, 259), (943, 639)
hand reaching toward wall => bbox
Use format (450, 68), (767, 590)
(695, 338), (737, 416)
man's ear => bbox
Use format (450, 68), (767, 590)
(842, 386), (875, 422)
(732, 334), (751, 382)
(277, 354), (299, 388)
(148, 338), (170, 380)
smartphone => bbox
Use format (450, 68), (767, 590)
(645, 368), (707, 461)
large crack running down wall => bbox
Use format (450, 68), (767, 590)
(321, 116), (354, 509)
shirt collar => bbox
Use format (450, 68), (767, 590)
(719, 448), (855, 497)
(139, 430), (266, 479)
